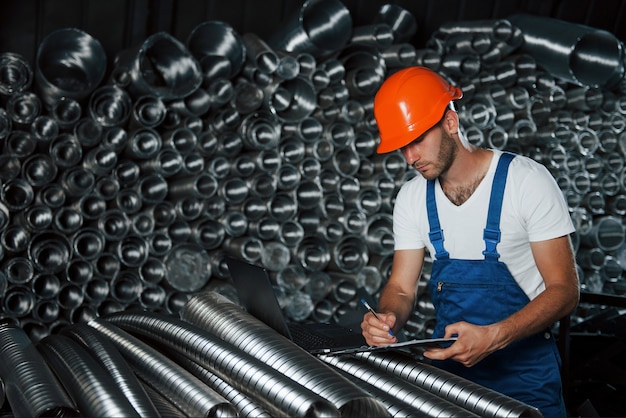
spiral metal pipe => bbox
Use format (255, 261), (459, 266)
(102, 308), (340, 417)
(319, 354), (480, 417)
(0, 323), (78, 417)
(37, 333), (141, 417)
(354, 351), (542, 418)
(84, 318), (239, 418)
(63, 323), (161, 417)
(181, 291), (390, 417)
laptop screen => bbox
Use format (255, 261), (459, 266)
(226, 256), (293, 339)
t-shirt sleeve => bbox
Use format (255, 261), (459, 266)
(511, 156), (575, 242)
(392, 180), (428, 250)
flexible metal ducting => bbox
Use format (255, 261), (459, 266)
(62, 323), (161, 417)
(0, 323), (78, 417)
(84, 318), (239, 418)
(180, 291), (391, 417)
(101, 309), (341, 417)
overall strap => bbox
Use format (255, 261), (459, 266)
(483, 152), (515, 261)
(426, 179), (449, 259)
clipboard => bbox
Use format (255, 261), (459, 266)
(314, 337), (457, 355)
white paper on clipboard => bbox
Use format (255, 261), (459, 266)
(313, 337), (457, 355)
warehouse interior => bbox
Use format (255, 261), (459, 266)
(0, 0), (625, 416)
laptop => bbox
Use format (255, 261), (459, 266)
(226, 256), (367, 353)
(226, 256), (456, 355)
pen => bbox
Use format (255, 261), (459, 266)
(361, 298), (394, 337)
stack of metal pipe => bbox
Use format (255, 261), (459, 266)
(0, 292), (541, 417)
(0, 0), (623, 351)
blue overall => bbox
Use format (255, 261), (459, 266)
(427, 153), (567, 418)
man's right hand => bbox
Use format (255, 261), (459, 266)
(361, 311), (398, 346)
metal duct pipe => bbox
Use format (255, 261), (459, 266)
(171, 353), (272, 418)
(319, 354), (480, 417)
(267, 0), (353, 59)
(85, 318), (238, 417)
(0, 324), (78, 417)
(63, 323), (161, 417)
(37, 334), (142, 417)
(102, 309), (340, 418)
(181, 291), (390, 417)
(355, 351), (542, 418)
(508, 13), (625, 88)
(35, 28), (107, 108)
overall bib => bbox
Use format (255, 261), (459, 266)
(427, 153), (567, 417)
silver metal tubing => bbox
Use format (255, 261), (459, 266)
(296, 236), (331, 272)
(0, 52), (33, 96)
(116, 235), (149, 269)
(28, 230), (71, 274)
(101, 310), (338, 417)
(20, 203), (53, 232)
(114, 31), (202, 100)
(355, 351), (542, 417)
(35, 28), (107, 107)
(172, 353), (273, 417)
(6, 91), (41, 128)
(3, 256), (33, 284)
(350, 23), (394, 49)
(181, 291), (389, 416)
(242, 33), (279, 75)
(268, 0), (352, 59)
(187, 21), (246, 83)
(0, 324), (78, 417)
(508, 13), (624, 88)
(37, 333), (142, 417)
(88, 85), (132, 128)
(1, 224), (30, 254)
(319, 354), (480, 417)
(65, 323), (161, 417)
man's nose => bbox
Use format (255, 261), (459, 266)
(401, 144), (419, 165)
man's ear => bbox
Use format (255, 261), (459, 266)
(442, 109), (459, 135)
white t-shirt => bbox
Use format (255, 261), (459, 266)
(393, 149), (575, 300)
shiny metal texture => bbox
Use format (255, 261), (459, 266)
(268, 0), (353, 59)
(85, 318), (238, 417)
(181, 291), (390, 416)
(103, 309), (340, 417)
(0, 323), (78, 417)
(37, 333), (142, 417)
(63, 323), (161, 417)
(319, 354), (480, 417)
(0, 1), (622, 415)
(355, 351), (542, 417)
(35, 28), (107, 107)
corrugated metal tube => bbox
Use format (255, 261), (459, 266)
(37, 333), (140, 417)
(103, 309), (339, 418)
(355, 351), (542, 417)
(170, 353), (273, 418)
(181, 291), (390, 417)
(63, 323), (160, 418)
(0, 324), (78, 417)
(85, 318), (238, 418)
(319, 354), (480, 417)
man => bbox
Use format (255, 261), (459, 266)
(361, 66), (579, 417)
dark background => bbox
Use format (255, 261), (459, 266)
(1, 0), (626, 70)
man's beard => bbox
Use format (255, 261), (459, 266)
(413, 130), (458, 180)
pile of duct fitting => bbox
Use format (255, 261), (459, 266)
(0, 0), (625, 415)
(0, 292), (543, 417)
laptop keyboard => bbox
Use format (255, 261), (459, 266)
(288, 323), (342, 350)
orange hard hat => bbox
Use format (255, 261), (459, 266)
(374, 66), (463, 153)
